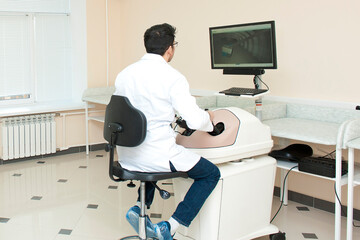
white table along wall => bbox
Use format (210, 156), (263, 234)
(82, 87), (114, 155)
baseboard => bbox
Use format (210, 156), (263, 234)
(274, 186), (360, 221)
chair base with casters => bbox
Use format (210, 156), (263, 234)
(104, 95), (188, 240)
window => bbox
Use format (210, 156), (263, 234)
(0, 0), (86, 106)
(35, 14), (72, 102)
(0, 14), (32, 103)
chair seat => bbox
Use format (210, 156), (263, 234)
(113, 162), (188, 182)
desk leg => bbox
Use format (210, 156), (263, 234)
(85, 102), (89, 155)
(347, 148), (354, 240)
(335, 148), (342, 240)
(280, 168), (288, 206)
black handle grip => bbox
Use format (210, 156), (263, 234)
(208, 122), (225, 136)
(176, 118), (189, 129)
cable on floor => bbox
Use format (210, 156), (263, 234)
(270, 165), (298, 223)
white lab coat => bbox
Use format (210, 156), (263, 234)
(114, 53), (213, 172)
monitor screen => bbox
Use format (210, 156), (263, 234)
(209, 21), (277, 71)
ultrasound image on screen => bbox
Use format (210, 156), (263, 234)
(212, 28), (273, 68)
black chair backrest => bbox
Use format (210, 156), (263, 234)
(103, 95), (147, 147)
(104, 95), (187, 183)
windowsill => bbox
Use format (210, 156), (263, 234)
(0, 100), (86, 117)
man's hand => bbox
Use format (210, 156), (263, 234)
(208, 122), (225, 136)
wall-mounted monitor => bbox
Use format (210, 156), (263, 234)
(209, 21), (277, 75)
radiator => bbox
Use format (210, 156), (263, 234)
(1, 114), (56, 160)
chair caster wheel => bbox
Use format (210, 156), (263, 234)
(270, 231), (286, 240)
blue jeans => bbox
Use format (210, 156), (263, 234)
(137, 157), (220, 227)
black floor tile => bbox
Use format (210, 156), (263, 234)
(31, 196), (42, 200)
(87, 204), (98, 209)
(150, 213), (162, 219)
(0, 217), (10, 223)
(58, 229), (72, 235)
(297, 206), (310, 211)
(302, 233), (318, 239)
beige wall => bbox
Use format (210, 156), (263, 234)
(86, 0), (107, 87)
(115, 0), (360, 104)
(86, 0), (123, 88)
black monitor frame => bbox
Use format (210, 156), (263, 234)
(209, 20), (277, 75)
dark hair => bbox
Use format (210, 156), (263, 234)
(144, 23), (176, 56)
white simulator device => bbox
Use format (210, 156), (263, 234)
(173, 107), (280, 240)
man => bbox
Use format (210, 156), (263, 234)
(114, 23), (220, 240)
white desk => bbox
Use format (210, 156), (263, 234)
(263, 117), (353, 240)
(82, 87), (114, 154)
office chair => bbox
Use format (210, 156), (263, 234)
(104, 95), (188, 240)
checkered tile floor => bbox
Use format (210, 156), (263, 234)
(0, 150), (359, 240)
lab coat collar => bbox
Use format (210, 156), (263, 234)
(141, 53), (167, 64)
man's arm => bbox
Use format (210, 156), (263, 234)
(170, 78), (213, 132)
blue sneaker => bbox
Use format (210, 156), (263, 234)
(154, 221), (173, 240)
(125, 206), (156, 238)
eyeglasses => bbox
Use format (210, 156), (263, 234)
(173, 41), (178, 47)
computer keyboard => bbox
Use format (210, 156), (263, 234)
(219, 87), (268, 96)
